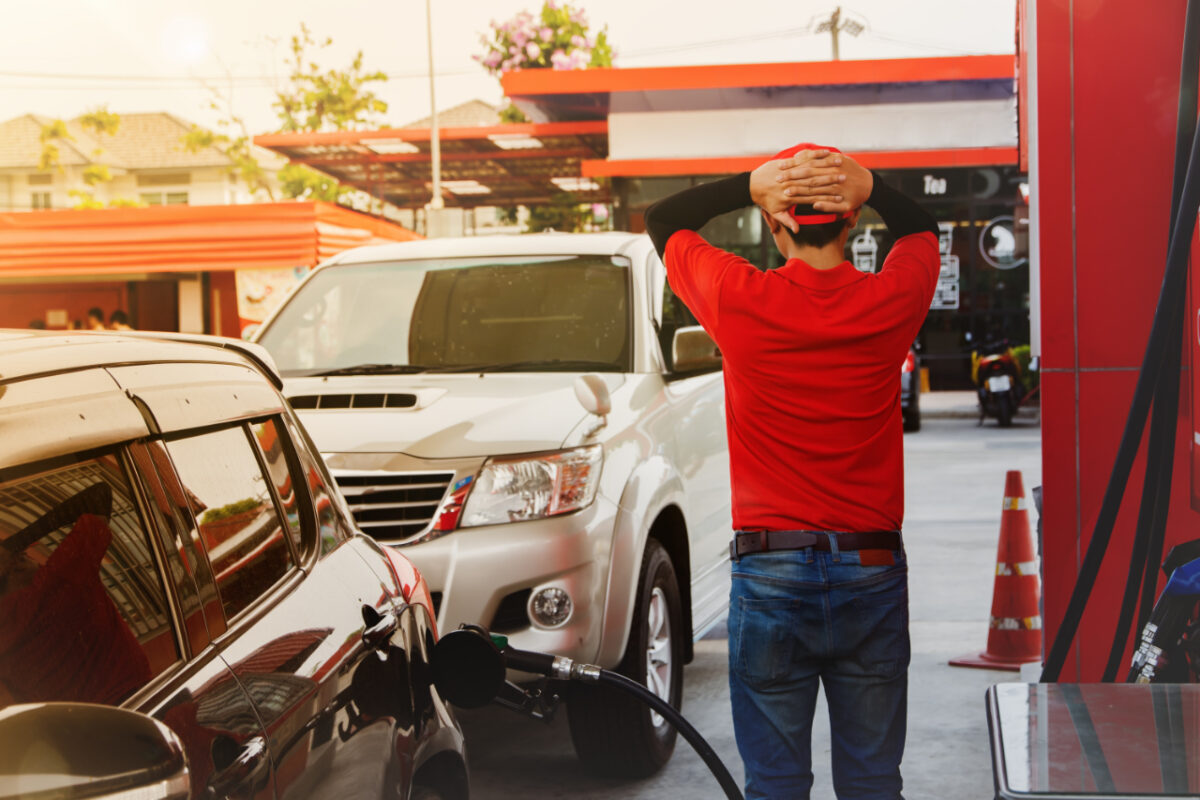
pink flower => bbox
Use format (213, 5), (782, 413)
(569, 49), (588, 69)
(513, 29), (528, 47)
(546, 0), (558, 9)
(551, 49), (571, 69)
(570, 34), (585, 48)
(483, 51), (502, 68)
(525, 42), (540, 60)
(540, 27), (553, 42)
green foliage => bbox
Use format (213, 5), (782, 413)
(199, 497), (263, 525)
(279, 163), (351, 203)
(1012, 344), (1038, 391)
(38, 119), (72, 172)
(499, 104), (529, 123)
(78, 106), (120, 137)
(81, 164), (111, 186)
(68, 189), (103, 209)
(185, 24), (388, 204)
(183, 109), (276, 201)
(272, 23), (389, 132)
(38, 119), (70, 144)
(107, 196), (146, 208)
(525, 193), (603, 233)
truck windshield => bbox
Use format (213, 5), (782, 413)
(258, 255), (631, 376)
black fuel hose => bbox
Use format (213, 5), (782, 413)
(496, 643), (744, 800)
(594, 668), (744, 800)
(1041, 0), (1200, 681)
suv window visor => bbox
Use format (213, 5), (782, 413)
(259, 255), (632, 375)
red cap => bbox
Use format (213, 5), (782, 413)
(769, 142), (849, 226)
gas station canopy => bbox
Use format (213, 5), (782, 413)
(254, 121), (609, 209)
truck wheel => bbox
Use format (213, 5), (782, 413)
(567, 538), (683, 777)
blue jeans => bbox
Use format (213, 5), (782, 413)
(728, 538), (910, 800)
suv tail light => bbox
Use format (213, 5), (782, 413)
(902, 350), (916, 374)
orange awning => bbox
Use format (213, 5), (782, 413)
(0, 201), (419, 278)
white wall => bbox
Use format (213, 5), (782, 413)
(608, 99), (1017, 161)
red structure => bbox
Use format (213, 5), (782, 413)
(1030, 0), (1199, 679)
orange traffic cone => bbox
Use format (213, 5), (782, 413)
(950, 470), (1042, 671)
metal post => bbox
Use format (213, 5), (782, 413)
(831, 7), (841, 60)
(425, 0), (444, 210)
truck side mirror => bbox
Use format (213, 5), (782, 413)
(0, 703), (190, 800)
(574, 374), (612, 418)
(672, 326), (722, 373)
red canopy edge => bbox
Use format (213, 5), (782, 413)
(0, 201), (419, 278)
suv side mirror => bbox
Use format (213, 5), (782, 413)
(672, 326), (722, 373)
(0, 703), (190, 800)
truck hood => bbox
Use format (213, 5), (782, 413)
(282, 373), (625, 458)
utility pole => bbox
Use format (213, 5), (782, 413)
(812, 6), (865, 61)
(425, 0), (443, 211)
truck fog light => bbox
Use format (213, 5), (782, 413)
(530, 587), (572, 627)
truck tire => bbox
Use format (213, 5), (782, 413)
(567, 538), (683, 777)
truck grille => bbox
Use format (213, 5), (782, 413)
(332, 471), (454, 542)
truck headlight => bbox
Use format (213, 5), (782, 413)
(461, 445), (603, 527)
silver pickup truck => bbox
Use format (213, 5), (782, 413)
(254, 232), (731, 776)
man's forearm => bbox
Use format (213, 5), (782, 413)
(644, 173), (752, 259)
(866, 173), (939, 239)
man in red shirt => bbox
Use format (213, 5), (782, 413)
(644, 144), (939, 800)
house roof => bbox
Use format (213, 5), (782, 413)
(0, 111), (278, 171)
(403, 99), (501, 129)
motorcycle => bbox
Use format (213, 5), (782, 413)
(969, 335), (1024, 427)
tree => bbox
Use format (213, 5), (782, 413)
(39, 106), (137, 208)
(185, 23), (388, 205)
(273, 23), (388, 132)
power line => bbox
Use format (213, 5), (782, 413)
(0, 26), (1004, 90)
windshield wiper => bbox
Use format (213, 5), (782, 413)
(303, 363), (433, 377)
(426, 359), (621, 373)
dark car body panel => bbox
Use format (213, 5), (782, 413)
(0, 332), (466, 800)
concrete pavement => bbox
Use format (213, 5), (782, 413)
(920, 389), (1040, 421)
(459, 415), (1042, 799)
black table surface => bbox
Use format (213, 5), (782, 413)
(987, 683), (1200, 798)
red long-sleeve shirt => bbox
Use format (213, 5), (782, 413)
(665, 228), (938, 531)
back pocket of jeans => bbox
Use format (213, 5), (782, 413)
(734, 597), (800, 688)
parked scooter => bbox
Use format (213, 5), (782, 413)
(968, 334), (1024, 427)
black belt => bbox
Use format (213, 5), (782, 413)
(731, 529), (902, 560)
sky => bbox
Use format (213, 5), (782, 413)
(0, 0), (1018, 134)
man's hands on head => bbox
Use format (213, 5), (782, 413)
(749, 149), (873, 232)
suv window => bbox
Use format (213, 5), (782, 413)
(166, 426), (296, 621)
(0, 454), (180, 706)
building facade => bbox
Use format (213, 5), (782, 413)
(505, 56), (1026, 389)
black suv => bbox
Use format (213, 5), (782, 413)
(0, 331), (467, 800)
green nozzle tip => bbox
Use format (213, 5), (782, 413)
(490, 633), (508, 649)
